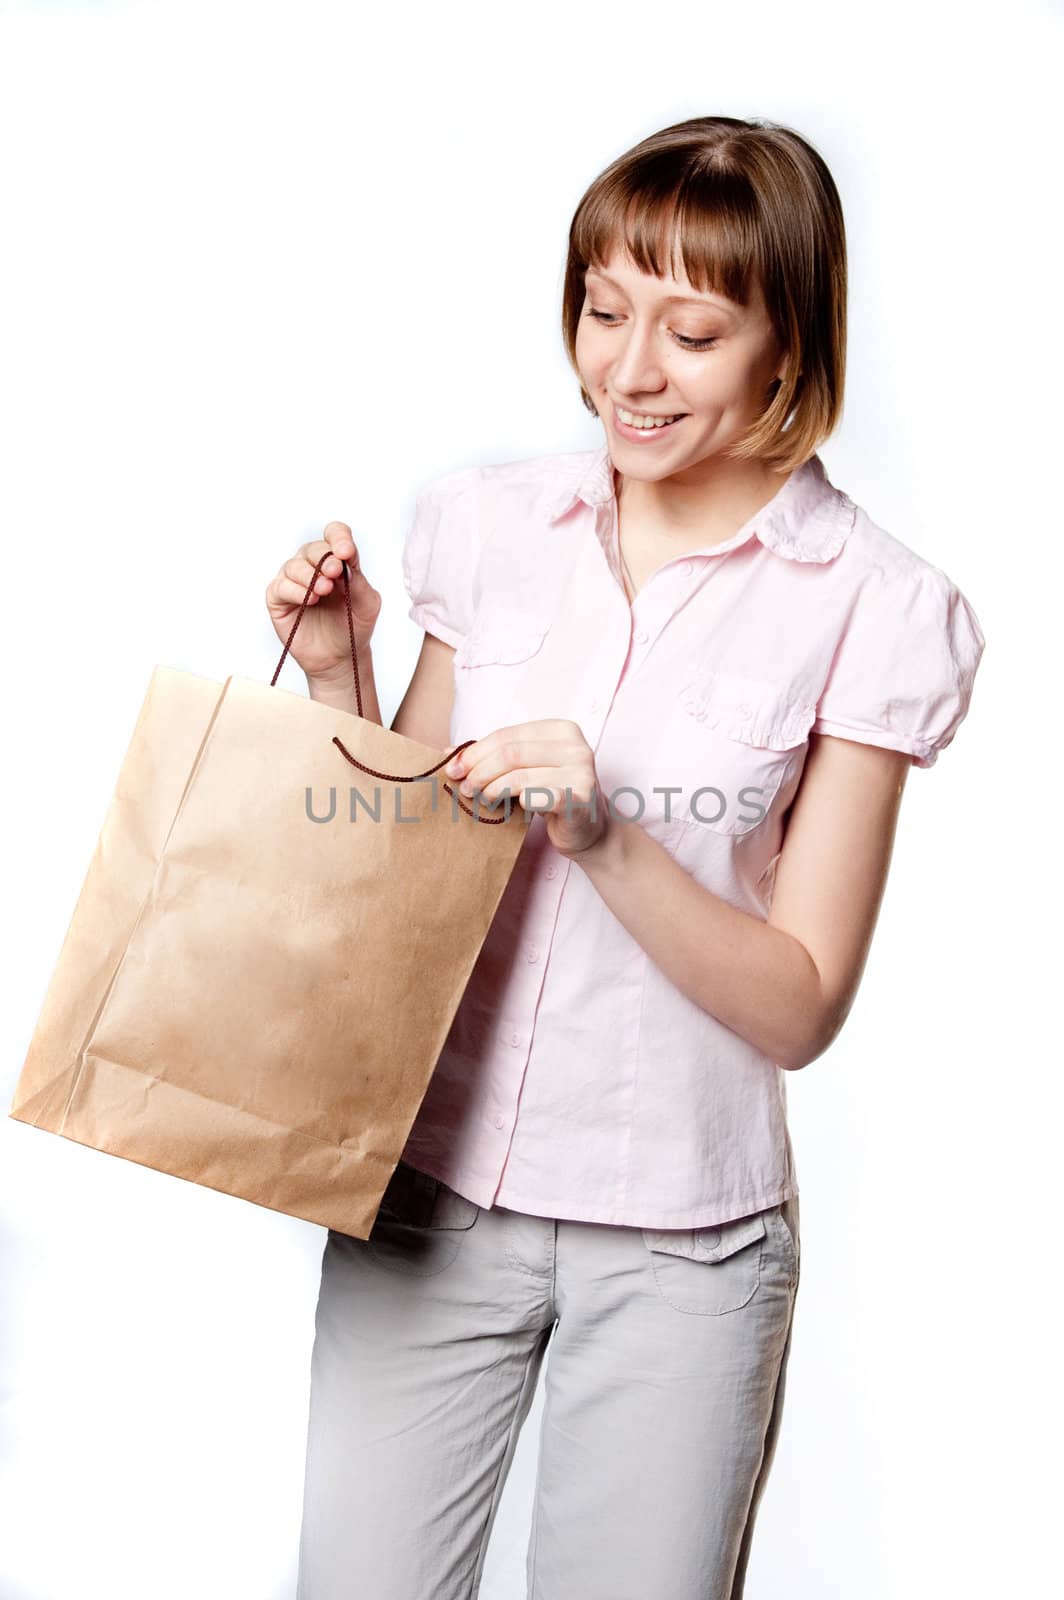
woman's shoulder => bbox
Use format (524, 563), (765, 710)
(420, 447), (600, 522)
(824, 485), (986, 682)
(833, 484), (974, 611)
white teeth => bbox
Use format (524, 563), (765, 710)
(616, 407), (683, 429)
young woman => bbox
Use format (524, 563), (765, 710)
(267, 116), (985, 1600)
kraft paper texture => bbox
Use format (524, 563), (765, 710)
(9, 666), (529, 1238)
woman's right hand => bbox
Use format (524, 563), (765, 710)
(265, 522), (383, 685)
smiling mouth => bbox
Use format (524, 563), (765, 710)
(612, 401), (690, 433)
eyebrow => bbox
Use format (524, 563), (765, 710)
(585, 267), (740, 318)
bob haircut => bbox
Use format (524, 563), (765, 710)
(561, 115), (847, 475)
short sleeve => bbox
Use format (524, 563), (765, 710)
(400, 468), (483, 650)
(811, 565), (986, 768)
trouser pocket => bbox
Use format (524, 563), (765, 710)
(366, 1160), (480, 1276)
(641, 1211), (767, 1315)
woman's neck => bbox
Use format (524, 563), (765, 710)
(613, 457), (793, 550)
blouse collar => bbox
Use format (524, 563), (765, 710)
(545, 442), (856, 564)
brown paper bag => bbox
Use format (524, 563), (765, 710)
(9, 554), (530, 1237)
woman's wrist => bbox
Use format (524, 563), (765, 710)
(561, 810), (629, 874)
(306, 647), (381, 721)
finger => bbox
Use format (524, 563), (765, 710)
(282, 552), (348, 600)
(302, 546), (347, 582)
(446, 722), (571, 774)
(322, 522), (358, 563)
(455, 734), (574, 783)
(267, 572), (332, 610)
(482, 771), (596, 811)
(444, 725), (527, 775)
(458, 753), (585, 805)
(468, 771), (581, 812)
(295, 531), (359, 578)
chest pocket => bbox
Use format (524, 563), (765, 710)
(454, 606), (552, 668)
(452, 607), (554, 733)
(654, 664), (816, 836)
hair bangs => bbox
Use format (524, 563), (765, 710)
(575, 165), (765, 311)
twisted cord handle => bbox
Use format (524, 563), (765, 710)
(270, 549), (513, 824)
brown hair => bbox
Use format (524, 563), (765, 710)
(560, 115), (847, 474)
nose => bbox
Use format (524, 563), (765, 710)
(609, 319), (669, 401)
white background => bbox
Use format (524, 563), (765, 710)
(1, 1), (1058, 1596)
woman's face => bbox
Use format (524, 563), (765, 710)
(574, 249), (789, 478)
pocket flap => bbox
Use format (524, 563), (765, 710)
(679, 665), (816, 750)
(456, 608), (552, 667)
(643, 1210), (767, 1263)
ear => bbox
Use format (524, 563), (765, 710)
(772, 336), (800, 387)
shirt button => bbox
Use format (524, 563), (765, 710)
(545, 864), (558, 879)
(509, 1031), (521, 1047)
(737, 701), (752, 717)
(493, 1113), (505, 1129)
(526, 944), (539, 962)
(634, 628), (648, 644)
(589, 697), (600, 713)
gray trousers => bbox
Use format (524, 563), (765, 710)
(297, 1160), (801, 1600)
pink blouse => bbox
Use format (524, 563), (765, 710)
(396, 444), (986, 1228)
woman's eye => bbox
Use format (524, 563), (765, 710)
(585, 308), (718, 352)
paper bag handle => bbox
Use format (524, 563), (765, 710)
(270, 547), (515, 826)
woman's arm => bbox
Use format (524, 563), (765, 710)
(389, 633), (457, 748)
(571, 732), (911, 1071)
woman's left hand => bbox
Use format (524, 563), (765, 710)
(444, 720), (610, 859)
